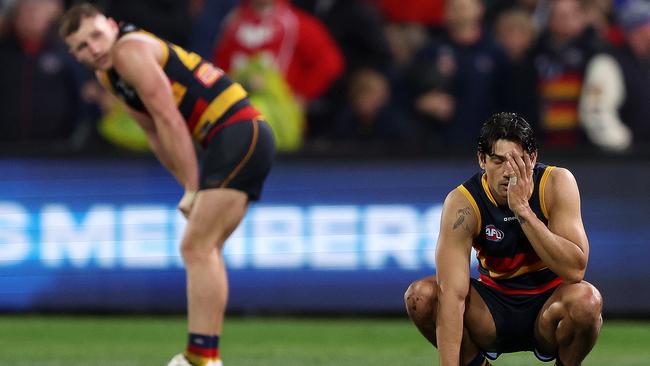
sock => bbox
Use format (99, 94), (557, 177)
(184, 333), (220, 366)
(465, 353), (491, 366)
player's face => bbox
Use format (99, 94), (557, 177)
(479, 139), (537, 205)
(65, 15), (118, 71)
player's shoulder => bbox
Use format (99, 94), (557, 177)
(114, 33), (157, 51)
(543, 166), (580, 212)
(113, 29), (163, 57)
(440, 186), (480, 237)
(444, 185), (478, 214)
(445, 186), (467, 205)
(546, 166), (578, 188)
(111, 32), (165, 73)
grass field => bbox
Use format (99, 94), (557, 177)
(0, 316), (648, 366)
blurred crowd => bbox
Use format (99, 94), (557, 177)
(1, 0), (649, 157)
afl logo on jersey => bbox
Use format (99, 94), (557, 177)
(485, 225), (504, 242)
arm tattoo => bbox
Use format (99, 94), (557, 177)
(453, 207), (472, 231)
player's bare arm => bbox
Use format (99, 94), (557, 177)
(116, 105), (181, 182)
(435, 188), (477, 366)
(114, 102), (196, 216)
(110, 37), (199, 193)
(506, 152), (588, 283)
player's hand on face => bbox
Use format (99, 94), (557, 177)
(505, 151), (534, 216)
(178, 190), (197, 219)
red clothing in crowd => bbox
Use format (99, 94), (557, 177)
(378, 0), (445, 27)
(212, 0), (344, 101)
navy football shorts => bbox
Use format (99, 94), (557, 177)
(470, 278), (558, 362)
(199, 118), (275, 201)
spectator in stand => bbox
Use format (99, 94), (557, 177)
(211, 0), (344, 151)
(292, 0), (394, 139)
(531, 0), (604, 147)
(495, 8), (538, 62)
(407, 0), (510, 148)
(483, 0), (560, 32)
(494, 7), (540, 128)
(0, 0), (88, 150)
(579, 0), (650, 152)
(583, 0), (617, 40)
(330, 68), (415, 143)
(212, 0), (344, 105)
(483, 0), (540, 28)
(294, 0), (392, 73)
(379, 1), (432, 147)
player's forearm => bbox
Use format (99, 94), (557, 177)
(436, 294), (465, 366)
(153, 116), (199, 191)
(147, 135), (185, 187)
(123, 108), (187, 187)
(517, 208), (587, 282)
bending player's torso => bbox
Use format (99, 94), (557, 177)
(97, 24), (259, 145)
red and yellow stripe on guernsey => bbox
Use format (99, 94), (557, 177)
(479, 274), (563, 295)
(203, 105), (260, 145)
(477, 249), (547, 279)
(191, 83), (248, 141)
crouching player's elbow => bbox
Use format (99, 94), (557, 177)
(562, 257), (588, 284)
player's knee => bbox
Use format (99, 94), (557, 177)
(180, 240), (219, 265)
(404, 278), (438, 318)
(568, 283), (603, 329)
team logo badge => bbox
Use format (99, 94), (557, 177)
(194, 63), (223, 88)
(485, 225), (504, 242)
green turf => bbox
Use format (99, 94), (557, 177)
(0, 316), (647, 365)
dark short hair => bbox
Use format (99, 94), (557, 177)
(477, 112), (537, 156)
(59, 3), (103, 38)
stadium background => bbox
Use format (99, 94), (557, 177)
(1, 154), (649, 366)
(1, 0), (650, 365)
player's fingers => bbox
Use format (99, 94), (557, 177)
(513, 153), (527, 180)
(178, 190), (197, 219)
(506, 153), (520, 178)
(523, 153), (533, 176)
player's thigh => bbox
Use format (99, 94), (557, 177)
(183, 188), (248, 250)
(463, 283), (498, 351)
(534, 281), (602, 351)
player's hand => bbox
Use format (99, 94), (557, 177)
(505, 152), (534, 217)
(178, 190), (197, 219)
